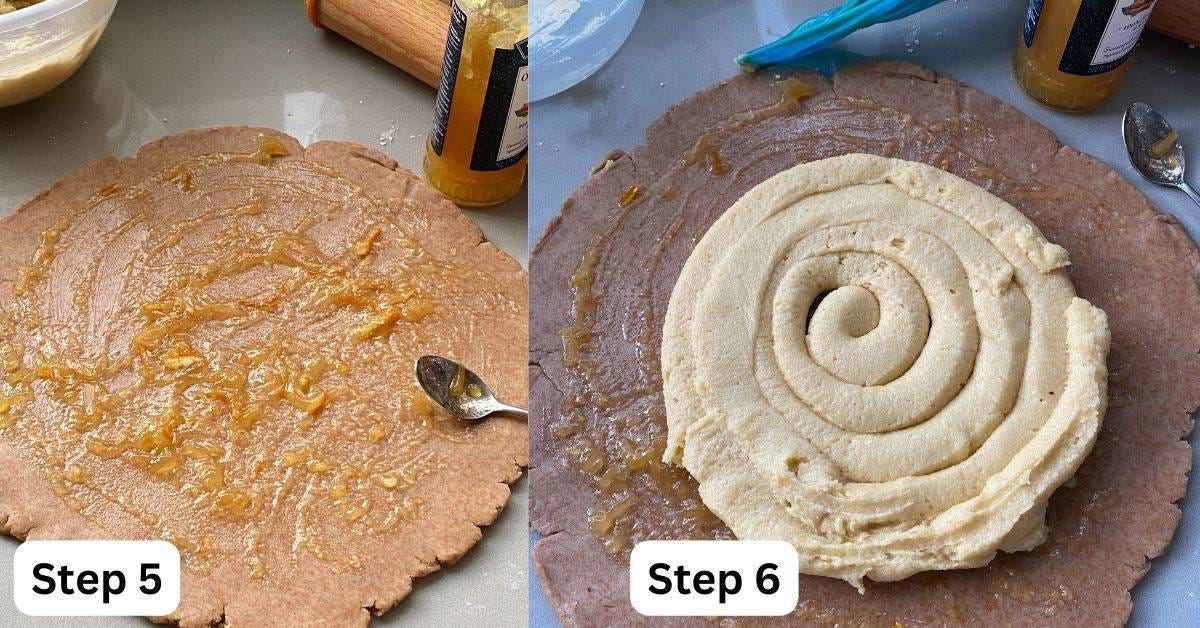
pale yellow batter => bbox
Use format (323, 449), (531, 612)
(0, 23), (103, 108)
(662, 153), (1109, 590)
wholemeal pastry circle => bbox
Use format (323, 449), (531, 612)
(662, 153), (1110, 589)
(0, 128), (527, 627)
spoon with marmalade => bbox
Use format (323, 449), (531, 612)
(415, 355), (527, 421)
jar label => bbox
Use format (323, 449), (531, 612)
(1058, 0), (1155, 75)
(429, 2), (468, 158)
(471, 38), (529, 171)
(1023, 0), (1044, 47)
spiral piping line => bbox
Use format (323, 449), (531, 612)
(661, 153), (1110, 589)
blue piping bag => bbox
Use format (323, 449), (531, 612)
(737, 0), (947, 70)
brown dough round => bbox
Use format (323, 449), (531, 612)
(0, 127), (527, 627)
(530, 62), (1200, 626)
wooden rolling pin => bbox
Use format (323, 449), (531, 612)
(306, 0), (450, 88)
(1150, 0), (1200, 46)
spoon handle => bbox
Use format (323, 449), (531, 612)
(1178, 181), (1200, 210)
(493, 403), (528, 420)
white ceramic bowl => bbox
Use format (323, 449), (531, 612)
(530, 0), (644, 101)
(0, 0), (117, 107)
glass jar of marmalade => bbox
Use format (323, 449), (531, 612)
(1013, 0), (1157, 112)
(424, 0), (529, 207)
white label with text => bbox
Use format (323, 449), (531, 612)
(630, 540), (798, 616)
(14, 541), (180, 616)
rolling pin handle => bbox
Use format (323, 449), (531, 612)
(305, 0), (450, 88)
(305, 0), (325, 30)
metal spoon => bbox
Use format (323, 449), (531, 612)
(414, 355), (527, 421)
(1123, 102), (1200, 209)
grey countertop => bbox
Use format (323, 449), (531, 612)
(528, 1), (1200, 626)
(0, 1), (527, 626)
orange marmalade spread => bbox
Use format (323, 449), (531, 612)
(0, 138), (510, 579)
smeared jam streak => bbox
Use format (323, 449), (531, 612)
(0, 137), (503, 580)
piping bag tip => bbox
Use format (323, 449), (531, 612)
(735, 48), (872, 79)
(736, 0), (947, 74)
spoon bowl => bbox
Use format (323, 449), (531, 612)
(1123, 102), (1200, 209)
(415, 355), (527, 421)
